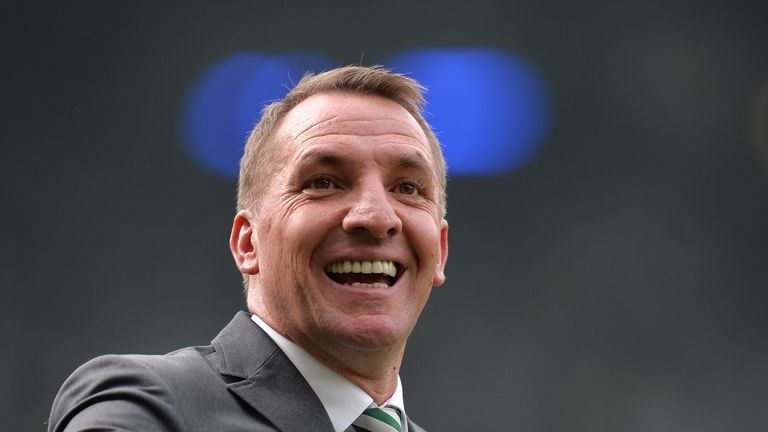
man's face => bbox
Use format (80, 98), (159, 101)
(245, 92), (448, 355)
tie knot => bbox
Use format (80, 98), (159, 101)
(350, 406), (403, 432)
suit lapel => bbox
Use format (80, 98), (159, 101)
(407, 416), (428, 432)
(211, 312), (335, 432)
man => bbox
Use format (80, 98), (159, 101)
(48, 65), (449, 432)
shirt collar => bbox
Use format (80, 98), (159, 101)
(251, 314), (406, 432)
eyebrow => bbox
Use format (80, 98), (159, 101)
(389, 152), (432, 173)
(293, 150), (347, 170)
(294, 147), (433, 174)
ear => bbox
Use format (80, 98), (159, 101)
(230, 210), (259, 275)
(432, 219), (449, 286)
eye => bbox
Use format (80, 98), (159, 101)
(304, 175), (340, 193)
(396, 182), (420, 196)
(309, 177), (333, 189)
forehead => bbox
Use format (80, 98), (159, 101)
(276, 92), (431, 156)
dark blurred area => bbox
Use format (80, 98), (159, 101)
(2, 1), (767, 431)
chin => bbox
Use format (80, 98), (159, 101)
(332, 317), (408, 351)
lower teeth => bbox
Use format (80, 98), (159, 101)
(349, 282), (389, 289)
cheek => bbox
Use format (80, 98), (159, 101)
(410, 217), (443, 255)
(274, 205), (338, 262)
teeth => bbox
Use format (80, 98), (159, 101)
(325, 260), (397, 277)
(351, 282), (389, 289)
(372, 261), (383, 273)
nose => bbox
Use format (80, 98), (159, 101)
(342, 183), (402, 239)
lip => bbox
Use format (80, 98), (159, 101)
(319, 258), (406, 293)
(315, 243), (411, 289)
(322, 253), (403, 265)
(321, 271), (405, 297)
(323, 256), (404, 283)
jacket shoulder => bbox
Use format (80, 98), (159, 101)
(48, 347), (220, 432)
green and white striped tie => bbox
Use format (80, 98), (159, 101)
(350, 406), (403, 432)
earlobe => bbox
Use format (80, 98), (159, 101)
(432, 219), (449, 286)
(229, 210), (259, 275)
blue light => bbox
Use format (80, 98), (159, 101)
(386, 48), (551, 174)
(179, 49), (550, 178)
(180, 52), (335, 178)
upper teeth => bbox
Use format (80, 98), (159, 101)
(325, 260), (397, 277)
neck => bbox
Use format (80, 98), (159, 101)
(248, 291), (408, 404)
(296, 334), (406, 405)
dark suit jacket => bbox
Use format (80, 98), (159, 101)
(49, 312), (426, 432)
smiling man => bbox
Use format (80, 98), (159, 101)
(48, 66), (448, 432)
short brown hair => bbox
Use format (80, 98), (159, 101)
(236, 65), (447, 215)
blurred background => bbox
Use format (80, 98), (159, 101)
(3, 1), (767, 430)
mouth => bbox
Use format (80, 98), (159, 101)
(324, 260), (401, 288)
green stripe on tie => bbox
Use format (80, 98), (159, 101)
(363, 407), (402, 432)
(350, 406), (403, 432)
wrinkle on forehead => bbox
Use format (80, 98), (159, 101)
(290, 115), (340, 143)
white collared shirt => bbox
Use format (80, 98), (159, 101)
(251, 314), (408, 432)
